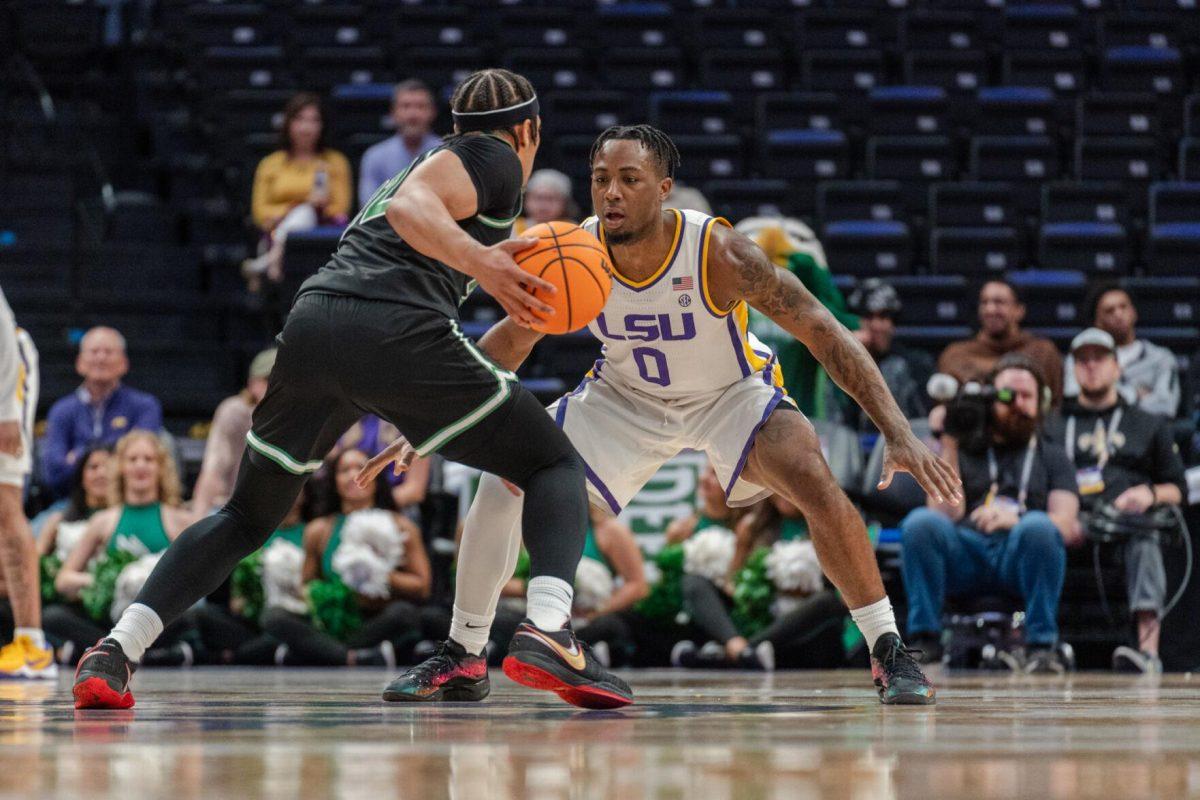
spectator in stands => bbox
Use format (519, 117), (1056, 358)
(901, 354), (1079, 673)
(333, 415), (430, 518)
(1063, 284), (1180, 418)
(357, 80), (441, 208)
(663, 182), (712, 215)
(1047, 329), (1185, 674)
(514, 169), (577, 234)
(665, 465), (749, 545)
(840, 278), (932, 430)
(938, 280), (1064, 406)
(37, 446), (112, 563)
(245, 93), (352, 290)
(191, 349), (276, 513)
(41, 327), (163, 499)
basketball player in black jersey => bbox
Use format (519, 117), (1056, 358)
(73, 69), (633, 710)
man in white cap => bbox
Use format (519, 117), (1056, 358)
(1047, 327), (1185, 674)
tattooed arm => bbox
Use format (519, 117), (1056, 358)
(705, 225), (962, 502)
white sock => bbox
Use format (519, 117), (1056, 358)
(14, 627), (46, 649)
(448, 605), (494, 656)
(849, 597), (900, 651)
(109, 603), (163, 663)
(526, 576), (573, 631)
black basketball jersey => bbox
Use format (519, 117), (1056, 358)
(298, 133), (523, 317)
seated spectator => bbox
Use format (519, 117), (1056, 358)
(663, 181), (712, 215)
(191, 348), (276, 513)
(334, 415), (430, 517)
(41, 327), (163, 499)
(38, 446), (113, 562)
(571, 506), (649, 623)
(938, 280), (1064, 406)
(358, 79), (441, 209)
(47, 431), (198, 664)
(1047, 329), (1186, 674)
(840, 278), (932, 430)
(1063, 284), (1180, 418)
(514, 169), (577, 233)
(665, 465), (749, 545)
(901, 354), (1079, 673)
(244, 92), (352, 290)
(261, 448), (431, 667)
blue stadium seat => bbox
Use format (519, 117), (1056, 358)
(930, 227), (1024, 274)
(692, 9), (778, 50)
(1182, 139), (1200, 180)
(971, 136), (1060, 182)
(1007, 270), (1088, 326)
(290, 4), (371, 48)
(1039, 222), (1131, 274)
(601, 47), (685, 91)
(15, 0), (104, 62)
(818, 181), (905, 225)
(1042, 181), (1131, 224)
(756, 92), (843, 133)
(704, 180), (797, 222)
(903, 50), (987, 94)
(331, 83), (399, 138)
(700, 51), (786, 101)
(822, 221), (914, 276)
(867, 86), (949, 135)
(1186, 95), (1200, 137)
(543, 91), (634, 137)
(671, 135), (744, 183)
(887, 275), (971, 325)
(396, 47), (487, 96)
(199, 46), (290, 90)
(867, 136), (957, 182)
(550, 135), (596, 195)
(1122, 276), (1200, 327)
(392, 7), (472, 50)
(497, 7), (581, 50)
(211, 89), (293, 136)
(1098, 12), (1184, 49)
(975, 87), (1057, 136)
(596, 4), (679, 50)
(1147, 182), (1200, 275)
(299, 47), (389, 92)
(761, 130), (849, 180)
(1077, 92), (1160, 137)
(899, 10), (980, 51)
(1101, 46), (1184, 96)
(801, 50), (886, 93)
(931, 183), (1021, 228)
(1003, 50), (1088, 94)
(795, 10), (880, 49)
(1002, 5), (1082, 50)
(1075, 137), (1162, 181)
(504, 48), (592, 93)
(650, 92), (736, 136)
(185, 3), (277, 48)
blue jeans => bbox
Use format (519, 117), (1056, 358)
(900, 507), (1066, 647)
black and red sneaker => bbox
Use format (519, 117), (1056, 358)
(502, 620), (633, 710)
(871, 632), (936, 706)
(73, 638), (136, 710)
(382, 639), (489, 702)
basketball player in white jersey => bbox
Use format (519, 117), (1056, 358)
(0, 288), (54, 678)
(367, 125), (961, 706)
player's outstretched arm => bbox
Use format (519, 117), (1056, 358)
(477, 316), (546, 373)
(385, 151), (556, 328)
(706, 226), (962, 504)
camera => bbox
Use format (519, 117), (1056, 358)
(927, 374), (1015, 453)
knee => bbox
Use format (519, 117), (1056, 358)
(1012, 512), (1065, 564)
(260, 606), (294, 636)
(681, 574), (712, 603)
(379, 600), (420, 627)
(901, 508), (953, 552)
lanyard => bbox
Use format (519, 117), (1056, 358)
(1065, 407), (1123, 467)
(987, 436), (1037, 513)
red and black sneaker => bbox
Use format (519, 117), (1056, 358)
(871, 632), (936, 706)
(73, 638), (136, 710)
(502, 620), (633, 710)
(382, 639), (489, 702)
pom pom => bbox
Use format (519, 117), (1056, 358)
(682, 527), (736, 582)
(54, 520), (91, 561)
(332, 543), (392, 599)
(573, 557), (614, 613)
(307, 577), (362, 641)
(81, 549), (140, 623)
(231, 550), (265, 622)
(110, 554), (164, 623)
(634, 544), (685, 623)
(40, 555), (62, 604)
(765, 540), (824, 595)
(341, 509), (406, 567)
(731, 547), (773, 638)
(262, 539), (307, 614)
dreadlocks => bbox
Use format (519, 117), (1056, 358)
(449, 68), (539, 144)
(589, 124), (681, 179)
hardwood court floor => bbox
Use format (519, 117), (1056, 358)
(1, 668), (1198, 800)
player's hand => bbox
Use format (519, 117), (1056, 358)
(356, 436), (416, 488)
(0, 420), (22, 457)
(469, 238), (557, 328)
(879, 431), (962, 505)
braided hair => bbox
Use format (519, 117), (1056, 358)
(589, 124), (681, 179)
(448, 68), (540, 144)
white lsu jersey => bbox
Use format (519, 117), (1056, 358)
(581, 208), (784, 400)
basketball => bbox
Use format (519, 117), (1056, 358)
(514, 221), (612, 335)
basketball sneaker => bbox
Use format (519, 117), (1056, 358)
(0, 634), (58, 679)
(72, 638), (136, 710)
(503, 620), (633, 709)
(382, 639), (489, 702)
(871, 632), (936, 705)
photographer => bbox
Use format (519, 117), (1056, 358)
(1046, 329), (1185, 674)
(902, 354), (1079, 672)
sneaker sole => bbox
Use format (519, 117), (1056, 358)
(382, 677), (490, 703)
(73, 677), (135, 710)
(502, 655), (632, 710)
(878, 688), (937, 706)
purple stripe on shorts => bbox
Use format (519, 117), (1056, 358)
(552, 393), (622, 514)
(726, 315), (752, 378)
(724, 386), (784, 499)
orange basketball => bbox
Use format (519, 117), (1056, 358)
(514, 221), (612, 335)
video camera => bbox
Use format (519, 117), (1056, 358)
(927, 374), (1015, 453)
(1083, 502), (1183, 547)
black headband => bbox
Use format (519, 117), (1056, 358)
(451, 96), (539, 133)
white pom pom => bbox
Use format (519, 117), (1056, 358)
(331, 542), (392, 598)
(765, 540), (824, 595)
(642, 560), (662, 588)
(262, 539), (307, 614)
(111, 554), (164, 623)
(682, 527), (736, 582)
(55, 520), (91, 561)
(341, 509), (406, 568)
(573, 557), (614, 613)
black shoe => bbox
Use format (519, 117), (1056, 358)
(382, 639), (489, 702)
(73, 638), (137, 710)
(908, 633), (944, 665)
(503, 619), (634, 709)
(735, 641), (775, 671)
(1024, 644), (1073, 675)
(870, 633), (936, 706)
(1112, 646), (1162, 674)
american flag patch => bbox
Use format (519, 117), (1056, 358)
(672, 276), (694, 291)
